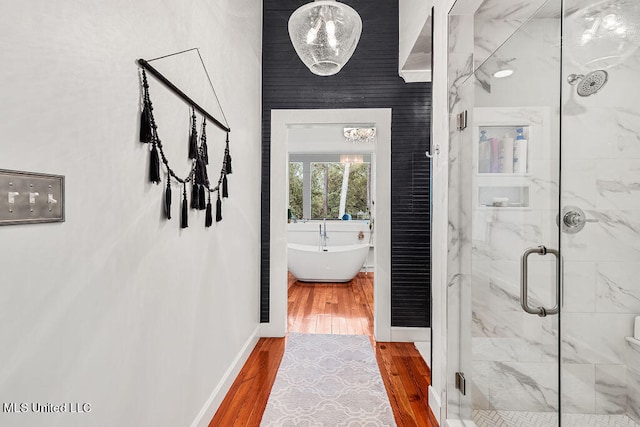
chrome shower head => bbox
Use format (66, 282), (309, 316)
(567, 70), (609, 96)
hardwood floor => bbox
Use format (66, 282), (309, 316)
(209, 273), (436, 426)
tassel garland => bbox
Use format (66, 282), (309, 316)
(181, 184), (188, 228)
(188, 108), (198, 159)
(222, 174), (228, 198)
(149, 144), (161, 184)
(216, 193), (222, 222)
(138, 67), (233, 230)
(205, 194), (213, 227)
(198, 185), (206, 210)
(164, 179), (172, 220)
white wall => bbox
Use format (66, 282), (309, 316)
(0, 1), (262, 427)
(399, 0), (434, 82)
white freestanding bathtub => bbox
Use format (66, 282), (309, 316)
(287, 243), (370, 283)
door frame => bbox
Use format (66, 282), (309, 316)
(261, 108), (392, 341)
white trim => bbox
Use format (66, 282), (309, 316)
(390, 326), (430, 343)
(414, 340), (431, 366)
(264, 108), (392, 341)
(400, 69), (433, 83)
(190, 326), (261, 427)
(429, 385), (442, 426)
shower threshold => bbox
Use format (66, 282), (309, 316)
(472, 410), (639, 427)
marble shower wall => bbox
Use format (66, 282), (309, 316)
(561, 0), (640, 419)
(473, 0), (549, 70)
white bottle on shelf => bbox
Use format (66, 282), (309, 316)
(502, 133), (514, 173)
(478, 130), (490, 173)
(513, 127), (528, 174)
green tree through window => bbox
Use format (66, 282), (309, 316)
(289, 162), (303, 219)
(311, 162), (370, 219)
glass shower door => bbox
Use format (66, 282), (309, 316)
(447, 1), (563, 425)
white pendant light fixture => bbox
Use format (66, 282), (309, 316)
(288, 0), (362, 76)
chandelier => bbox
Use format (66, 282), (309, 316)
(340, 154), (364, 163)
(288, 0), (362, 76)
(343, 127), (376, 144)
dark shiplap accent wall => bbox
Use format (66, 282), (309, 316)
(261, 0), (431, 327)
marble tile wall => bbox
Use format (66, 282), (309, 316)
(473, 0), (550, 69)
(562, 0), (640, 420)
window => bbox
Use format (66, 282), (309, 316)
(289, 154), (371, 220)
(288, 162), (304, 219)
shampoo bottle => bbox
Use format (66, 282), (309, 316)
(513, 128), (528, 174)
(478, 130), (490, 173)
(490, 137), (500, 173)
(502, 132), (514, 173)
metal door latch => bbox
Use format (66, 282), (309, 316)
(455, 372), (466, 395)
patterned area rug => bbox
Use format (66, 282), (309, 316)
(260, 333), (396, 426)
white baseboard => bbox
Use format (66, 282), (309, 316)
(259, 321), (287, 338)
(190, 325), (261, 427)
(390, 326), (430, 342)
(429, 386), (442, 426)
(414, 341), (431, 367)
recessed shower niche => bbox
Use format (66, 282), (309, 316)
(472, 106), (549, 209)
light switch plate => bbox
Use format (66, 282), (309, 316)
(0, 169), (65, 225)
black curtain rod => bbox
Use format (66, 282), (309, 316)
(137, 58), (231, 133)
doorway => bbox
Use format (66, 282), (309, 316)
(262, 108), (392, 342)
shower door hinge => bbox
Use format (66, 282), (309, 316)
(457, 111), (468, 131)
(455, 372), (466, 395)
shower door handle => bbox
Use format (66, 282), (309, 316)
(520, 246), (560, 317)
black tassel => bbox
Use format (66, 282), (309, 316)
(149, 144), (161, 184)
(191, 183), (199, 209)
(205, 195), (213, 228)
(195, 157), (207, 186)
(202, 141), (209, 165)
(201, 119), (209, 165)
(225, 152), (232, 174)
(222, 175), (228, 198)
(140, 106), (152, 143)
(198, 185), (206, 210)
(188, 109), (198, 159)
(216, 194), (222, 222)
(225, 133), (232, 174)
(181, 184), (188, 228)
(164, 179), (172, 220)
(188, 132), (198, 160)
(202, 159), (209, 186)
(140, 70), (153, 143)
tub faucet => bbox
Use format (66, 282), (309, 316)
(320, 219), (328, 249)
